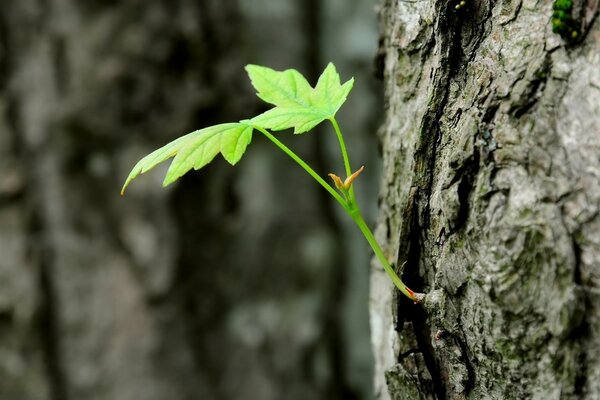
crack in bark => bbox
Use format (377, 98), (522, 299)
(573, 309), (590, 397)
(510, 56), (552, 118)
(452, 332), (476, 395)
(394, 3), (485, 398)
(399, 205), (446, 399)
(571, 235), (589, 397)
(453, 149), (480, 233)
(573, 0), (599, 43)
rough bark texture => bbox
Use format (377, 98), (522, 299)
(0, 1), (380, 399)
(373, 0), (600, 399)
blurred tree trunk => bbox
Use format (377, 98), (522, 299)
(0, 1), (379, 399)
(372, 1), (600, 399)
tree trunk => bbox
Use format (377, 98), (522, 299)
(372, 0), (600, 399)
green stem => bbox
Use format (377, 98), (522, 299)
(330, 117), (420, 301)
(256, 124), (420, 302)
(255, 126), (350, 212)
(329, 117), (357, 205)
(329, 117), (352, 177)
(350, 211), (417, 301)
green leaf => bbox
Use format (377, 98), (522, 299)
(250, 107), (327, 134)
(121, 123), (253, 194)
(245, 65), (313, 107)
(312, 63), (354, 116)
(246, 62), (354, 134)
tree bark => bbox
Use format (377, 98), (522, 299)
(373, 0), (600, 399)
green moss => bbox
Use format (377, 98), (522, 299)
(551, 0), (579, 41)
(554, 0), (572, 11)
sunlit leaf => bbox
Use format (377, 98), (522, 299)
(245, 65), (313, 107)
(247, 62), (354, 134)
(121, 123), (252, 194)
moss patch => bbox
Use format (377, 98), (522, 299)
(552, 0), (579, 41)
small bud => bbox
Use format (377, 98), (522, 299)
(328, 173), (345, 191)
(343, 166), (365, 189)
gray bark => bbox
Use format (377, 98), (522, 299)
(0, 1), (380, 399)
(373, 0), (600, 399)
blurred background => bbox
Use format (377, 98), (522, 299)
(0, 1), (383, 399)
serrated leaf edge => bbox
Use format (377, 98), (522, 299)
(121, 123), (254, 194)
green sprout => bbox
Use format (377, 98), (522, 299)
(121, 63), (424, 303)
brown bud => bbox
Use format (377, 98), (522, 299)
(328, 173), (345, 191)
(343, 166), (365, 189)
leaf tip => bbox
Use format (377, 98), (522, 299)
(161, 177), (174, 188)
(120, 171), (138, 196)
(244, 64), (257, 73)
(161, 168), (180, 188)
(343, 77), (355, 92)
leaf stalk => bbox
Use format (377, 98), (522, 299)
(257, 120), (422, 302)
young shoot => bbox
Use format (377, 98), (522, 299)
(121, 63), (424, 303)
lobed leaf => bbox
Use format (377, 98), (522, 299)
(250, 107), (327, 134)
(122, 63), (353, 196)
(245, 65), (313, 108)
(246, 62), (354, 134)
(121, 123), (253, 194)
(312, 63), (354, 116)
